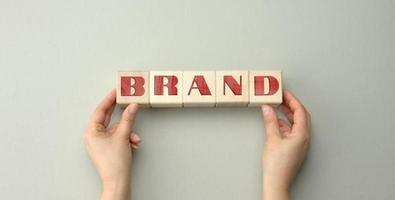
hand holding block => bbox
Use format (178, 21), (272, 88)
(116, 71), (149, 107)
(215, 71), (249, 107)
(149, 71), (183, 107)
(183, 71), (216, 107)
(249, 71), (282, 106)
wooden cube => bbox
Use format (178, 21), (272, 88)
(215, 71), (249, 107)
(116, 71), (150, 107)
(183, 71), (216, 107)
(248, 70), (282, 106)
(149, 71), (183, 107)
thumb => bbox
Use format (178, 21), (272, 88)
(117, 104), (139, 136)
(262, 105), (281, 140)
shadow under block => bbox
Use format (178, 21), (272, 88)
(248, 70), (282, 106)
(149, 71), (183, 107)
(215, 71), (249, 107)
(116, 71), (150, 107)
(183, 71), (216, 107)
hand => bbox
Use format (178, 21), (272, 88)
(84, 89), (142, 200)
(261, 90), (311, 200)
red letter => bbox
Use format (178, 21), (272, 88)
(154, 75), (178, 95)
(223, 76), (242, 95)
(121, 76), (145, 96)
(254, 76), (279, 95)
(188, 75), (212, 95)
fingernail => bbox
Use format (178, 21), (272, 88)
(262, 105), (272, 115)
(128, 104), (139, 115)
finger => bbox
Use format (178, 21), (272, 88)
(103, 103), (116, 127)
(131, 144), (138, 150)
(261, 105), (281, 140)
(278, 118), (291, 134)
(117, 104), (139, 136)
(89, 89), (116, 128)
(130, 133), (141, 144)
(279, 104), (294, 124)
(283, 90), (309, 134)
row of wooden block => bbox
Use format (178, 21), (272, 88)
(116, 70), (282, 107)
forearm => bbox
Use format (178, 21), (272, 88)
(263, 188), (289, 200)
(262, 178), (289, 200)
(101, 180), (131, 200)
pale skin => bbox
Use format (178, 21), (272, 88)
(261, 90), (311, 200)
(84, 89), (310, 200)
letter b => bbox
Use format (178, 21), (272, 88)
(121, 76), (145, 96)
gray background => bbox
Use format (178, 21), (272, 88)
(1, 0), (394, 199)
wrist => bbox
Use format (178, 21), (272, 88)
(263, 184), (289, 200)
(263, 188), (289, 200)
(101, 179), (131, 200)
(263, 177), (290, 200)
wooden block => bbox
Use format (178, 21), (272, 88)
(116, 71), (150, 107)
(215, 71), (249, 107)
(149, 71), (183, 107)
(183, 71), (216, 107)
(248, 70), (282, 106)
